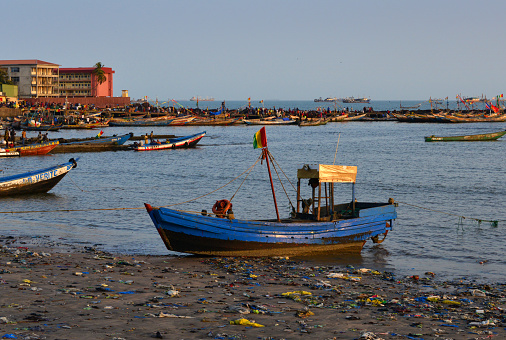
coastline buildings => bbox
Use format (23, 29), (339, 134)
(59, 67), (114, 98)
(0, 59), (128, 107)
(0, 60), (60, 99)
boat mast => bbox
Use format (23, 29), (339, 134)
(263, 148), (280, 222)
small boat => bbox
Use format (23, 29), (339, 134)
(341, 97), (371, 104)
(298, 118), (328, 126)
(425, 130), (506, 142)
(0, 149), (20, 157)
(58, 133), (133, 146)
(0, 158), (78, 197)
(145, 128), (396, 256)
(167, 116), (196, 126)
(109, 117), (175, 126)
(190, 96), (214, 101)
(5, 141), (59, 156)
(24, 124), (63, 131)
(243, 118), (297, 125)
(134, 131), (206, 151)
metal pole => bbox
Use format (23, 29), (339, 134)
(264, 148), (280, 222)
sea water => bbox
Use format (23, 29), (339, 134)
(1, 108), (504, 282)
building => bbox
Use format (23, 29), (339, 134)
(0, 60), (59, 98)
(59, 67), (115, 98)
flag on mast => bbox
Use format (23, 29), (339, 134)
(253, 127), (267, 149)
(96, 130), (104, 138)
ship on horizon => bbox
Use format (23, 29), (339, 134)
(314, 97), (337, 102)
(341, 96), (370, 104)
(190, 96), (215, 101)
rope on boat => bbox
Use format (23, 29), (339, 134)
(266, 150), (295, 209)
(158, 154), (262, 208)
(397, 200), (502, 227)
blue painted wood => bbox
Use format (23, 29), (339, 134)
(0, 158), (79, 196)
(146, 202), (396, 256)
(59, 133), (133, 146)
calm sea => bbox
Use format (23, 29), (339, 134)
(1, 101), (505, 282)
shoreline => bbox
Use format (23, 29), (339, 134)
(1, 236), (505, 339)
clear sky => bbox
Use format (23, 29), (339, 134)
(4, 0), (505, 101)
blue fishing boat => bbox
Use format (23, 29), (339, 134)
(0, 158), (78, 197)
(134, 131), (206, 151)
(145, 128), (396, 256)
(58, 133), (133, 146)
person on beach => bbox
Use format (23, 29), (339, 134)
(4, 128), (9, 145)
(21, 130), (26, 145)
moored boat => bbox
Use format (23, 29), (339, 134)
(0, 149), (20, 157)
(425, 130), (506, 142)
(134, 131), (206, 151)
(145, 127), (396, 256)
(6, 141), (59, 156)
(0, 158), (78, 197)
(298, 118), (328, 126)
(243, 118), (297, 125)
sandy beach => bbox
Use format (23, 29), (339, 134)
(0, 236), (504, 340)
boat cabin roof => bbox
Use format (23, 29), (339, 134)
(297, 164), (357, 183)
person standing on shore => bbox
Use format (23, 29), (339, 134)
(21, 130), (26, 145)
(4, 128), (9, 145)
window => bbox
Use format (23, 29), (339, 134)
(11, 77), (19, 83)
(11, 67), (19, 72)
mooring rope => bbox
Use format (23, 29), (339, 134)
(267, 150), (295, 209)
(397, 200), (502, 226)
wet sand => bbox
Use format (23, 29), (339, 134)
(0, 236), (505, 340)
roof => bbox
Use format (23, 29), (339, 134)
(59, 67), (115, 74)
(0, 59), (60, 66)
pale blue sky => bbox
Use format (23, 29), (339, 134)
(4, 0), (505, 100)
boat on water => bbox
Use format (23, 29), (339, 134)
(0, 149), (19, 157)
(134, 131), (206, 151)
(314, 97), (337, 102)
(50, 133), (133, 153)
(190, 96), (214, 101)
(5, 141), (59, 156)
(109, 116), (175, 127)
(0, 158), (78, 197)
(187, 117), (241, 126)
(298, 118), (328, 126)
(341, 97), (371, 104)
(425, 130), (506, 142)
(243, 118), (297, 125)
(145, 127), (396, 256)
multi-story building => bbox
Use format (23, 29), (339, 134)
(0, 60), (59, 98)
(59, 67), (115, 97)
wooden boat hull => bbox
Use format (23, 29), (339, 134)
(298, 119), (328, 126)
(58, 133), (133, 146)
(134, 131), (206, 151)
(243, 119), (297, 125)
(109, 118), (174, 126)
(6, 141), (59, 156)
(0, 158), (78, 197)
(145, 203), (396, 256)
(425, 130), (506, 142)
(0, 151), (20, 157)
(24, 124), (63, 131)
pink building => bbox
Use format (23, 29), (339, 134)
(59, 67), (115, 97)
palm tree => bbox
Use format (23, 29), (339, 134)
(92, 62), (107, 96)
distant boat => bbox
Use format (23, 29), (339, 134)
(190, 96), (214, 101)
(134, 131), (206, 151)
(0, 158), (78, 197)
(425, 130), (506, 142)
(243, 118), (297, 125)
(298, 118), (328, 126)
(341, 97), (370, 103)
(109, 116), (175, 126)
(314, 97), (337, 102)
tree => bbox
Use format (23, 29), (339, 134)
(0, 68), (13, 85)
(92, 62), (107, 95)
